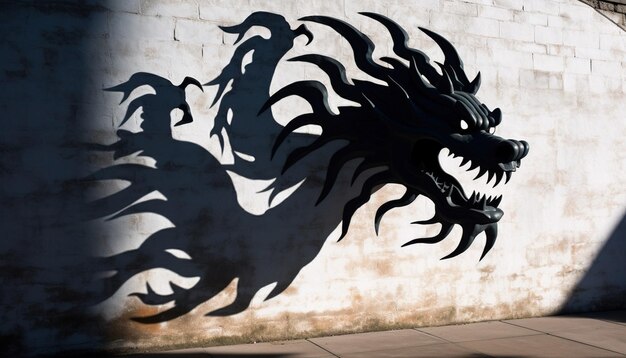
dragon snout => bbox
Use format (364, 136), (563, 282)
(496, 139), (529, 163)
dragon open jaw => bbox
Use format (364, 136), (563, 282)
(419, 145), (524, 225)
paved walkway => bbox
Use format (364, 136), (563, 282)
(131, 310), (626, 357)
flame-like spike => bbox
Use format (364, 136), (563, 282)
(374, 191), (418, 235)
(468, 162), (479, 171)
(460, 157), (470, 167)
(412, 214), (439, 225)
(301, 15), (387, 80)
(402, 222), (453, 246)
(441, 225), (479, 260)
(438, 66), (455, 95)
(505, 171), (512, 184)
(258, 80), (332, 116)
(466, 71), (481, 94)
(338, 171), (391, 241)
(480, 224), (498, 261)
(479, 195), (487, 209)
(316, 146), (362, 205)
(492, 195), (502, 207)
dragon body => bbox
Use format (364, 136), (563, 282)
(91, 12), (528, 323)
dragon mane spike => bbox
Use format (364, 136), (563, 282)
(338, 170), (391, 241)
(402, 222), (453, 247)
(379, 56), (407, 70)
(258, 80), (332, 116)
(316, 146), (363, 205)
(104, 72), (173, 104)
(360, 12), (441, 84)
(437, 66), (455, 95)
(440, 224), (481, 260)
(271, 113), (326, 158)
(300, 15), (388, 80)
(293, 24), (314, 45)
(178, 76), (204, 92)
(118, 95), (151, 127)
(350, 159), (386, 185)
(108, 199), (165, 221)
(466, 71), (481, 94)
(282, 136), (334, 174)
(480, 224), (498, 261)
(374, 190), (418, 235)
(288, 54), (360, 101)
(411, 216), (439, 225)
(409, 57), (437, 92)
(219, 11), (290, 44)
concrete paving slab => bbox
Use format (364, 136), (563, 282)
(549, 324), (626, 354)
(308, 329), (444, 355)
(340, 342), (490, 357)
(504, 315), (621, 333)
(164, 339), (334, 357)
(574, 310), (626, 326)
(504, 314), (626, 354)
(418, 321), (541, 342)
(120, 311), (626, 357)
(458, 334), (619, 357)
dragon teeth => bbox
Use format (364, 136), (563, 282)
(474, 168), (487, 180)
(493, 171), (503, 188)
(487, 170), (495, 184)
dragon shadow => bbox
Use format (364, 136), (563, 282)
(88, 11), (528, 323)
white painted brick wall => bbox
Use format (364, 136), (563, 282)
(591, 59), (623, 76)
(563, 29), (600, 48)
(500, 21), (535, 42)
(565, 57), (591, 74)
(535, 26), (562, 45)
(4, 0), (626, 354)
(140, 0), (199, 19)
(174, 18), (224, 45)
(533, 53), (565, 72)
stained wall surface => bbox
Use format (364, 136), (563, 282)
(1, 0), (625, 355)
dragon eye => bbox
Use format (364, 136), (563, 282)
(489, 127), (496, 134)
(460, 120), (469, 130)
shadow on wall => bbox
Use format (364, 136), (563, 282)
(87, 11), (360, 323)
(0, 1), (110, 355)
(559, 212), (626, 314)
(90, 9), (534, 326)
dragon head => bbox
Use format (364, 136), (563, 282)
(261, 12), (529, 260)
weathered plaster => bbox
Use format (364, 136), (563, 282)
(1, 0), (624, 355)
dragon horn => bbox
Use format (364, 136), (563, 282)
(419, 27), (471, 86)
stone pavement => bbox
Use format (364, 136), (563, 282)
(129, 310), (626, 357)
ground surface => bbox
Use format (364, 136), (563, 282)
(121, 310), (626, 357)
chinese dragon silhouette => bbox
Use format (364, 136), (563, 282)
(93, 11), (529, 322)
(261, 12), (529, 259)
